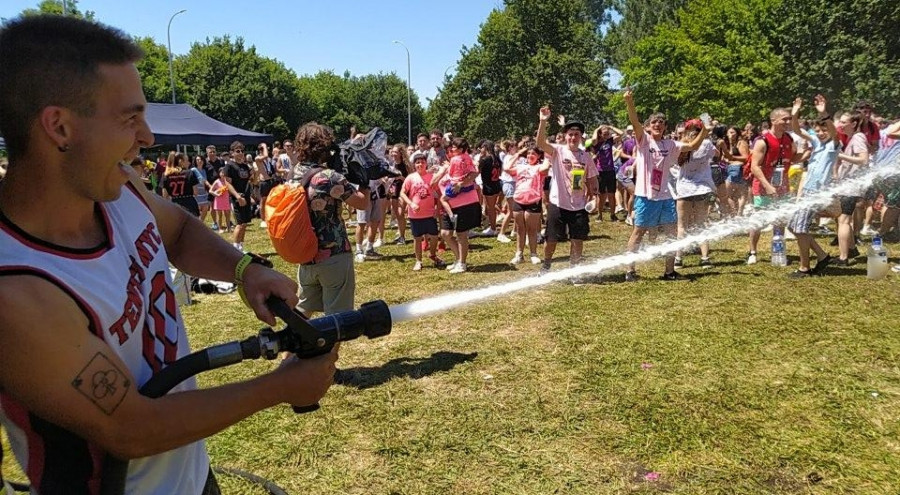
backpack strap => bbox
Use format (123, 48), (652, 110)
(299, 166), (324, 188)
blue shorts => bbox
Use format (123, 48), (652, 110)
(726, 164), (745, 185)
(634, 197), (676, 228)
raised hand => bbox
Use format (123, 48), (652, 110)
(813, 94), (828, 114)
(792, 97), (803, 115)
(557, 114), (566, 127)
(539, 106), (551, 122)
(623, 88), (634, 106)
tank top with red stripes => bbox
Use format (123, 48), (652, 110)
(0, 183), (209, 494)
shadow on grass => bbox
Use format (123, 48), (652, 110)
(335, 351), (478, 390)
(821, 267), (868, 277)
(468, 263), (518, 273)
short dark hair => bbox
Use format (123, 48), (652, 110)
(430, 129), (443, 137)
(0, 15), (143, 159)
(230, 140), (245, 151)
(416, 133), (429, 141)
(294, 122), (334, 164)
(449, 137), (470, 153)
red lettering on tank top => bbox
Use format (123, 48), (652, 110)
(108, 256), (145, 345)
(134, 222), (162, 268)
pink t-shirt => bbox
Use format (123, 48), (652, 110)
(837, 132), (867, 180)
(633, 133), (685, 201)
(547, 144), (597, 211)
(402, 172), (438, 219)
(510, 162), (545, 205)
(442, 153), (479, 208)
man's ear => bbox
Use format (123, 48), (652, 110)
(39, 106), (73, 151)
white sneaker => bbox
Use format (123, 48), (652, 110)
(784, 230), (796, 240)
(747, 253), (758, 265)
(373, 237), (383, 248)
(481, 227), (497, 237)
(510, 253), (524, 264)
(259, 221), (267, 229)
(625, 217), (634, 226)
(355, 252), (366, 263)
(412, 261), (422, 271)
(892, 265), (900, 273)
(509, 231), (517, 239)
(860, 225), (878, 236)
(530, 254), (542, 265)
(497, 233), (512, 243)
(446, 261), (458, 271)
(449, 263), (467, 274)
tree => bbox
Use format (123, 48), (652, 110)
(428, 0), (610, 141)
(18, 0), (95, 20)
(601, 0), (687, 68)
(175, 36), (307, 139)
(613, 0), (784, 125)
(134, 37), (175, 104)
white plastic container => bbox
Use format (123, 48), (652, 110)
(867, 236), (890, 280)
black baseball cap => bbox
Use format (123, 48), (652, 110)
(563, 121), (585, 133)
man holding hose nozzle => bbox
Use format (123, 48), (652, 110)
(0, 16), (337, 494)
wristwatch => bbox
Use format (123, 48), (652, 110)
(235, 252), (274, 306)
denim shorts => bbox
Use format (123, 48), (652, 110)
(726, 164), (745, 185)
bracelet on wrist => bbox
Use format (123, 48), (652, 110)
(235, 252), (273, 307)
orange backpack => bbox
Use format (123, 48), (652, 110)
(264, 167), (322, 264)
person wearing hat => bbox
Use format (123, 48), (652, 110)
(535, 107), (598, 272)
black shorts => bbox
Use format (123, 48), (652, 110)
(482, 180), (502, 197)
(387, 178), (404, 199)
(597, 170), (617, 194)
(545, 203), (589, 241)
(409, 217), (439, 238)
(543, 176), (552, 192)
(259, 179), (276, 197)
(511, 200), (542, 213)
(711, 165), (726, 186)
(681, 193), (712, 203)
(440, 201), (481, 232)
(231, 196), (253, 225)
(174, 197), (200, 217)
(839, 195), (862, 216)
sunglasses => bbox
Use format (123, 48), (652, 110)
(233, 148), (245, 152)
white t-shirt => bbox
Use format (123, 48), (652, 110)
(547, 144), (597, 211)
(633, 133), (685, 201)
(672, 139), (716, 199)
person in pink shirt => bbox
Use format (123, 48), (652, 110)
(400, 152), (446, 271)
(504, 145), (551, 264)
(622, 88), (709, 282)
(433, 138), (481, 274)
(535, 107), (599, 272)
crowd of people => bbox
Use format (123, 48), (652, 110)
(132, 94), (900, 281)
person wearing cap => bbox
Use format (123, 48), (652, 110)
(400, 151), (446, 270)
(535, 106), (598, 272)
(622, 88), (709, 281)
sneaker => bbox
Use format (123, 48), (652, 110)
(373, 237), (383, 249)
(259, 220), (268, 229)
(389, 220), (398, 229)
(674, 257), (683, 268)
(430, 255), (447, 268)
(412, 261), (422, 271)
(393, 236), (407, 245)
(211, 223), (219, 232)
(817, 226), (834, 235)
(510, 253), (524, 264)
(810, 254), (832, 275)
(784, 230), (796, 240)
(530, 254), (542, 265)
(659, 271), (684, 281)
(481, 227), (497, 237)
(509, 230), (517, 239)
(365, 249), (383, 259)
(699, 258), (713, 268)
(540, 261), (552, 273)
(833, 257), (855, 266)
(497, 233), (512, 243)
(624, 270), (638, 282)
(449, 263), (467, 274)
(446, 261), (458, 271)
(892, 265), (900, 273)
(860, 225), (877, 236)
(848, 246), (860, 259)
(746, 252), (758, 265)
(355, 252), (366, 263)
(788, 269), (812, 279)
(829, 236), (839, 246)
(625, 217), (634, 226)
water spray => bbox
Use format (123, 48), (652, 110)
(390, 150), (900, 323)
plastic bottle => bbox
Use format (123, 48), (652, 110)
(771, 229), (787, 267)
(867, 234), (890, 280)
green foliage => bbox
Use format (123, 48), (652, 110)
(298, 71), (425, 144)
(428, 0), (610, 141)
(133, 37), (174, 104)
(770, 0), (900, 116)
(602, 0), (688, 67)
(18, 0), (95, 20)
(615, 0), (783, 125)
(175, 36), (306, 139)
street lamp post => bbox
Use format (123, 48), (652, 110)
(167, 9), (187, 105)
(393, 40), (412, 146)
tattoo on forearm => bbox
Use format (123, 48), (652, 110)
(72, 352), (130, 415)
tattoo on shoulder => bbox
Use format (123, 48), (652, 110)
(72, 352), (131, 415)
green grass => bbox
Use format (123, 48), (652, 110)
(5, 218), (900, 494)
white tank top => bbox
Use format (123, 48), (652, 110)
(0, 183), (209, 494)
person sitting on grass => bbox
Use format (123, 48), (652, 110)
(622, 88), (709, 282)
(400, 151), (446, 271)
(786, 96), (839, 278)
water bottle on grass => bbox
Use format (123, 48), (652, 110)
(771, 229), (787, 267)
(867, 235), (889, 280)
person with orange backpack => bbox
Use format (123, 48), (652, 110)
(744, 106), (806, 265)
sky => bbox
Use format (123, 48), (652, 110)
(1, 0), (507, 104)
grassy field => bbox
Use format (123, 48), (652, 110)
(4, 216), (900, 494)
